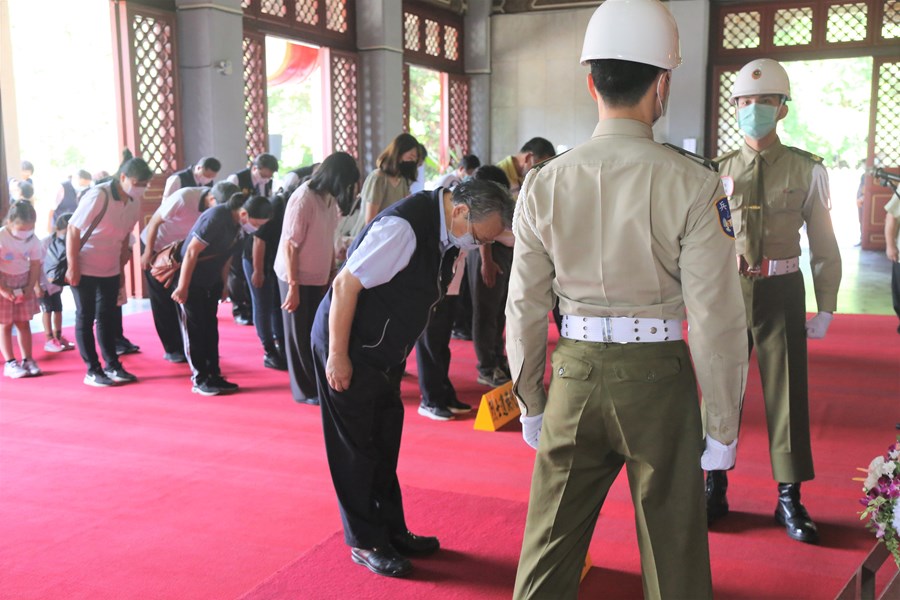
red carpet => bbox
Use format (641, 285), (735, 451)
(1, 307), (898, 599)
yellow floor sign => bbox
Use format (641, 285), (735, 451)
(473, 381), (519, 431)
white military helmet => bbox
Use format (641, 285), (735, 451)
(580, 0), (682, 70)
(730, 58), (792, 102)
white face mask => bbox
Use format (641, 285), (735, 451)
(241, 221), (258, 234)
(447, 212), (482, 251)
(10, 228), (34, 240)
(121, 178), (146, 202)
(196, 174), (213, 186)
(654, 71), (671, 124)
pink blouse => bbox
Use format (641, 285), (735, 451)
(274, 182), (340, 286)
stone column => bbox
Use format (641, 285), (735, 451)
(661, 0), (710, 152)
(175, 0), (248, 176)
(465, 0), (491, 164)
(356, 0), (404, 172)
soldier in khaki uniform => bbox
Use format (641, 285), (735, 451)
(506, 2), (748, 598)
(707, 59), (842, 545)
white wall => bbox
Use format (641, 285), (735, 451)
(490, 1), (711, 162)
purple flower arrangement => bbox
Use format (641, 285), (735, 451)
(858, 437), (900, 567)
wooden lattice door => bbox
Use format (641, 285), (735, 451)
(110, 2), (182, 298)
(242, 31), (268, 164)
(863, 56), (900, 247)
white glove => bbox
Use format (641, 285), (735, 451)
(701, 437), (738, 471)
(805, 311), (833, 339)
(520, 413), (543, 450)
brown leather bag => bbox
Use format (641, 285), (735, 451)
(149, 240), (184, 289)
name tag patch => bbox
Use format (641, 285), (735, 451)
(716, 197), (734, 238)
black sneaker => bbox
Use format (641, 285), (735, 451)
(115, 339), (141, 356)
(163, 351), (187, 363)
(104, 366), (138, 383)
(446, 398), (473, 414)
(192, 380), (221, 396)
(207, 375), (239, 391)
(84, 369), (115, 387)
(417, 404), (454, 421)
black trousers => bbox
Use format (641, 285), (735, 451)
(71, 274), (121, 372)
(279, 279), (325, 402)
(313, 343), (408, 549)
(892, 261), (900, 323)
(177, 281), (223, 384)
(415, 294), (458, 409)
(144, 267), (183, 354)
(228, 247), (252, 320)
(467, 244), (513, 375)
(453, 263), (472, 336)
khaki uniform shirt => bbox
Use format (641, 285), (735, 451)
(717, 139), (842, 312)
(506, 119), (748, 445)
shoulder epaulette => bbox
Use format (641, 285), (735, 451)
(786, 146), (824, 164)
(662, 143), (718, 172)
(713, 149), (739, 165)
(528, 149), (571, 174)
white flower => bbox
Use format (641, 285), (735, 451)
(865, 456), (885, 491)
(894, 507), (900, 533)
(882, 460), (897, 478)
(891, 448), (900, 461)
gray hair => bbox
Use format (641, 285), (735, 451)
(211, 181), (240, 206)
(451, 179), (514, 229)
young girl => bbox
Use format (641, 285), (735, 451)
(0, 200), (43, 378)
(38, 212), (75, 352)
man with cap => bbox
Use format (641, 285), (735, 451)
(506, 1), (748, 598)
(707, 58), (842, 544)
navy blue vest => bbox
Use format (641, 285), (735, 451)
(312, 189), (459, 371)
(176, 167), (198, 189)
(235, 168), (272, 197)
(54, 181), (79, 221)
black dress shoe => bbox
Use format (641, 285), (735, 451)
(705, 470), (729, 525)
(775, 483), (819, 544)
(390, 530), (440, 556)
(350, 546), (412, 577)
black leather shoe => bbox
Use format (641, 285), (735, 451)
(390, 530), (440, 556)
(706, 470), (729, 525)
(775, 483), (819, 544)
(350, 546), (412, 577)
(263, 351), (287, 371)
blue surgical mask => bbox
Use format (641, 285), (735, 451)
(738, 103), (779, 140)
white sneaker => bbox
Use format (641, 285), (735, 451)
(44, 338), (64, 353)
(3, 360), (28, 379)
(58, 335), (75, 350)
(20, 358), (42, 377)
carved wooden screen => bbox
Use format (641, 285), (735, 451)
(864, 56), (900, 246)
(327, 49), (360, 159)
(708, 0), (900, 156)
(242, 31), (268, 163)
(110, 2), (182, 298)
(242, 0), (355, 51)
(708, 0), (900, 249)
(402, 2), (464, 74)
(446, 74), (470, 162)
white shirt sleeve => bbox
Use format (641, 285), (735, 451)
(162, 174), (181, 201)
(344, 216), (417, 289)
(226, 174), (239, 185)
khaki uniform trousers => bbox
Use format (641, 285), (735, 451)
(514, 338), (711, 600)
(740, 270), (814, 483)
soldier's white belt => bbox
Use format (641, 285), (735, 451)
(738, 256), (800, 278)
(560, 315), (683, 343)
